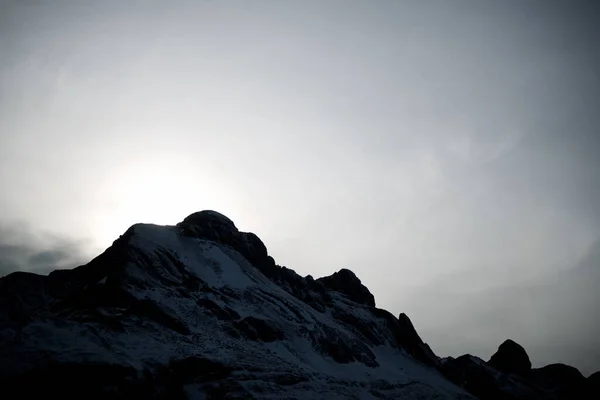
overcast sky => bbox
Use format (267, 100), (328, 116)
(1, 0), (599, 376)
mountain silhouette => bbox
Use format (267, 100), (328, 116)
(0, 210), (597, 399)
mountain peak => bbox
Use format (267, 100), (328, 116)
(180, 210), (237, 230)
(488, 339), (532, 375)
(176, 210), (270, 269)
(317, 268), (375, 307)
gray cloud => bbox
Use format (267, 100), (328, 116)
(0, 223), (89, 277)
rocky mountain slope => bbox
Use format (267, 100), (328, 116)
(0, 210), (597, 399)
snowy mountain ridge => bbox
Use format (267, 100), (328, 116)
(0, 211), (598, 399)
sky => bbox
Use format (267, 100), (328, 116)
(1, 0), (599, 376)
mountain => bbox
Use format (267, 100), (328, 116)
(0, 210), (597, 399)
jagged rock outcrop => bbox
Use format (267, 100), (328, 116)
(177, 210), (270, 268)
(316, 268), (376, 307)
(442, 355), (518, 400)
(396, 312), (439, 366)
(441, 339), (600, 400)
(488, 339), (532, 376)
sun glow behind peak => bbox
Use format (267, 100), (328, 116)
(90, 155), (243, 251)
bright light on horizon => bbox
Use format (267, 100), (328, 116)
(88, 154), (247, 251)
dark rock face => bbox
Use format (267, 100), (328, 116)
(254, 264), (333, 314)
(442, 355), (508, 400)
(168, 356), (233, 383)
(233, 316), (284, 342)
(589, 370), (600, 389)
(177, 210), (270, 268)
(0, 362), (185, 399)
(316, 268), (376, 307)
(488, 339), (532, 376)
(441, 339), (600, 400)
(182, 210), (237, 230)
(396, 312), (439, 366)
(196, 298), (240, 320)
(531, 364), (590, 400)
(313, 324), (379, 367)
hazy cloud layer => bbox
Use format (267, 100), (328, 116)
(0, 223), (89, 277)
(0, 0), (598, 375)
